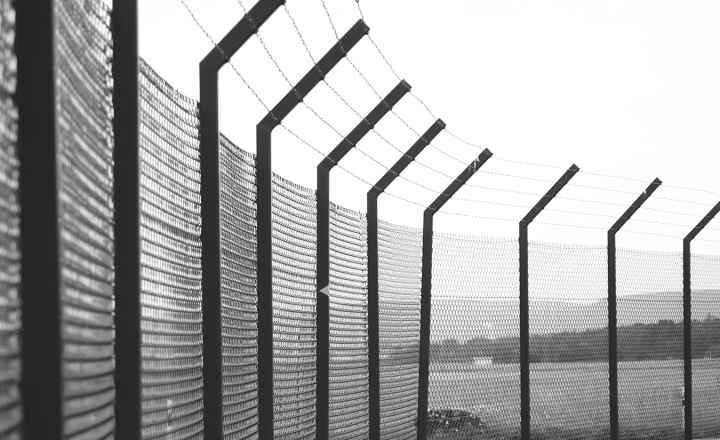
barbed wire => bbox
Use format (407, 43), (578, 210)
(435, 210), (720, 242)
(177, 0), (433, 210)
(317, 0), (591, 190)
(238, 0), (479, 198)
(240, 0), (571, 201)
(181, 0), (719, 228)
(350, 0), (720, 200)
(315, 0), (720, 210)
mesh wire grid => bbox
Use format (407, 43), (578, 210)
(616, 247), (683, 440)
(429, 234), (520, 440)
(56, 0), (116, 437)
(139, 60), (203, 439)
(271, 173), (317, 440)
(528, 241), (608, 440)
(688, 252), (720, 439)
(0, 0), (20, 436)
(219, 137), (259, 439)
(377, 220), (422, 440)
(6, 3), (720, 435)
(328, 203), (369, 439)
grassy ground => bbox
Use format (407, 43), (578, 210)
(429, 359), (720, 439)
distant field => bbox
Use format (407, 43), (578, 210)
(429, 359), (720, 439)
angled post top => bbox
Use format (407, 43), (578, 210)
(320, 80), (411, 171)
(259, 20), (369, 130)
(200, 0), (286, 72)
(520, 164), (579, 227)
(369, 119), (446, 199)
(685, 201), (720, 243)
(608, 177), (662, 235)
(425, 148), (493, 217)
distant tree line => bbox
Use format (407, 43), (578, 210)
(430, 315), (720, 364)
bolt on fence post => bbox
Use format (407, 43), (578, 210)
(367, 119), (445, 440)
(519, 164), (579, 440)
(417, 149), (493, 440)
(111, 0), (141, 437)
(15, 0), (64, 437)
(682, 201), (720, 440)
(607, 177), (662, 440)
(199, 1), (285, 437)
(255, 20), (369, 439)
(317, 80), (411, 440)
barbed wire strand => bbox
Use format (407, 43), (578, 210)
(238, 0), (484, 198)
(315, 0), (720, 208)
(312, 0), (583, 188)
(182, 0), (718, 228)
(350, 0), (720, 200)
(241, 0), (611, 211)
(178, 0), (434, 210)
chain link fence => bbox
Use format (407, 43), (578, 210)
(57, 0), (116, 437)
(688, 253), (720, 439)
(139, 60), (204, 439)
(4, 1), (720, 439)
(0, 0), (19, 436)
(328, 204), (369, 439)
(378, 221), (422, 440)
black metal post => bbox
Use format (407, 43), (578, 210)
(317, 80), (411, 440)
(367, 120), (445, 440)
(519, 164), (579, 440)
(16, 0), (63, 437)
(607, 177), (662, 440)
(256, 20), (369, 439)
(417, 149), (493, 439)
(199, 1), (285, 437)
(112, 0), (141, 437)
(683, 201), (720, 440)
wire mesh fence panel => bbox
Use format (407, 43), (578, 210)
(328, 204), (369, 439)
(0, 0), (20, 436)
(616, 248), (683, 440)
(139, 60), (203, 439)
(219, 136), (259, 439)
(689, 252), (720, 439)
(378, 221), (421, 440)
(56, 0), (116, 437)
(528, 242), (608, 440)
(272, 175), (317, 440)
(429, 234), (520, 440)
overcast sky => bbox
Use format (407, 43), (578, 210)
(139, 0), (720, 251)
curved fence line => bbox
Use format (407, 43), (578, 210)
(5, 1), (720, 439)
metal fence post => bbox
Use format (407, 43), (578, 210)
(112, 0), (141, 437)
(15, 0), (64, 437)
(417, 149), (493, 439)
(198, 1), (285, 437)
(607, 178), (662, 440)
(256, 20), (369, 439)
(367, 120), (445, 440)
(519, 164), (579, 440)
(317, 80), (411, 440)
(682, 201), (720, 440)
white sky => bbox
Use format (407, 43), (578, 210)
(139, 0), (720, 252)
